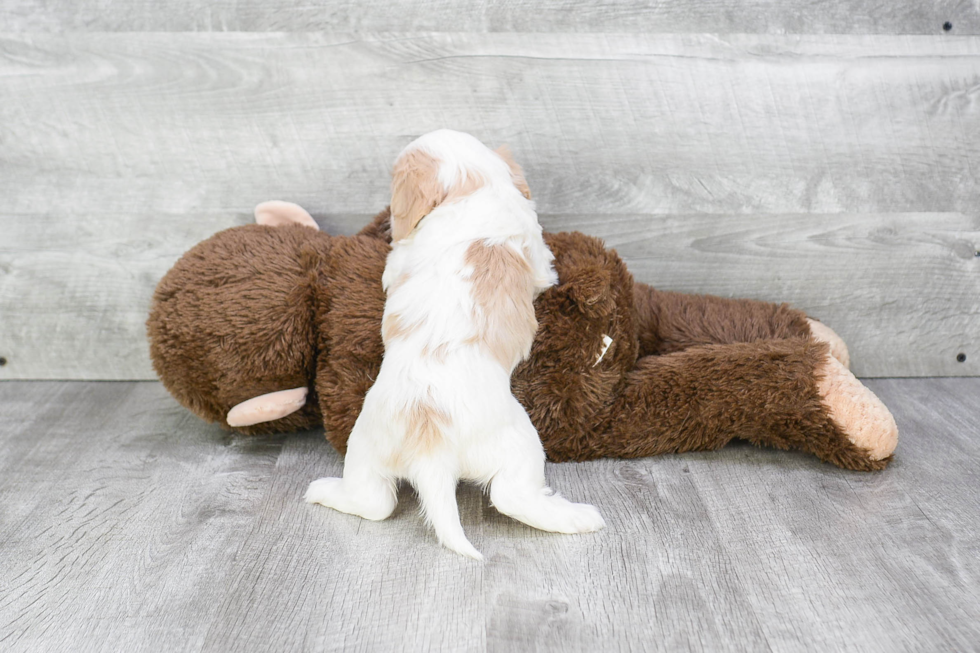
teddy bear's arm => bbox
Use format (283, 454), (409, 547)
(632, 282), (850, 368)
(632, 282), (811, 355)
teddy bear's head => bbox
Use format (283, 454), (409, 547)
(149, 211), (642, 458)
(511, 231), (639, 461)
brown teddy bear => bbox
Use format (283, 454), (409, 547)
(147, 203), (897, 472)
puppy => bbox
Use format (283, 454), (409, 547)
(305, 129), (605, 559)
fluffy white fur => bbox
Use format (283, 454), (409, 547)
(305, 130), (605, 559)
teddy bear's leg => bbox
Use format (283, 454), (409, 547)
(600, 338), (897, 471)
(633, 283), (850, 367)
(816, 353), (896, 460)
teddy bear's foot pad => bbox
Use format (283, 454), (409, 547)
(807, 318), (850, 369)
(817, 355), (898, 461)
(227, 387), (308, 427)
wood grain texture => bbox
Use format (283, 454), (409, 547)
(1, 379), (978, 652)
(2, 32), (979, 379)
(0, 211), (253, 380)
(2, 0), (978, 34)
(2, 34), (979, 217)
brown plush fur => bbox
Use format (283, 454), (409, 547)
(148, 224), (324, 434)
(148, 209), (891, 471)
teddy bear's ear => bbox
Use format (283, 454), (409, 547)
(557, 265), (615, 318)
(254, 201), (319, 230)
(226, 387), (308, 427)
(390, 149), (446, 241)
(495, 145), (531, 200)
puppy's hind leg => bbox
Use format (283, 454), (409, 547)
(305, 428), (397, 522)
(488, 415), (605, 535)
(410, 462), (482, 561)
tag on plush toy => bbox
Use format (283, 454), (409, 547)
(594, 335), (613, 366)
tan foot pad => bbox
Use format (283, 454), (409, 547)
(254, 201), (319, 230)
(807, 318), (850, 369)
(227, 387), (308, 427)
(817, 355), (897, 460)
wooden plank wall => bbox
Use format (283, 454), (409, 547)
(1, 3), (979, 380)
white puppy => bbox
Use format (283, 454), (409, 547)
(305, 130), (605, 559)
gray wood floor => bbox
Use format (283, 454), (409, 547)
(1, 379), (978, 652)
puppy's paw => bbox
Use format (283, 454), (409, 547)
(553, 502), (606, 534)
(304, 477), (344, 507)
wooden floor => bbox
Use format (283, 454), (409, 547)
(1, 379), (978, 652)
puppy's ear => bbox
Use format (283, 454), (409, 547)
(390, 149), (446, 241)
(495, 145), (531, 200)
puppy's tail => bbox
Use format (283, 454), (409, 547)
(412, 466), (483, 561)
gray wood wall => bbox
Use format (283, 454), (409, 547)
(1, 2), (979, 380)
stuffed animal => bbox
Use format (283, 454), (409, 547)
(147, 202), (898, 472)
